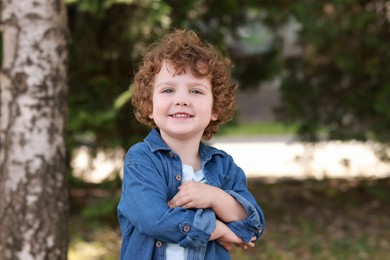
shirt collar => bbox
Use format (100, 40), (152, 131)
(144, 128), (224, 160)
(144, 128), (171, 152)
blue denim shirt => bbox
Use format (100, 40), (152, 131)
(118, 129), (265, 260)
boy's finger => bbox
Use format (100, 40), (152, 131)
(247, 241), (255, 247)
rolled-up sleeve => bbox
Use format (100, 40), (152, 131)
(225, 190), (265, 242)
(219, 155), (265, 243)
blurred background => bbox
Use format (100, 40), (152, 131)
(5, 0), (390, 259)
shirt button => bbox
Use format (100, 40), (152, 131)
(168, 152), (174, 157)
(258, 226), (263, 233)
(183, 225), (191, 232)
(156, 240), (163, 247)
(175, 175), (182, 181)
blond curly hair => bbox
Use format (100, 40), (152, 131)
(132, 29), (238, 140)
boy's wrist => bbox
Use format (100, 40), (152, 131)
(210, 220), (226, 240)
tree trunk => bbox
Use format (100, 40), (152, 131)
(0, 0), (69, 259)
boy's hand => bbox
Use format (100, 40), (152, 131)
(212, 220), (256, 251)
(168, 181), (248, 223)
(218, 234), (256, 251)
(168, 181), (216, 209)
(233, 236), (257, 250)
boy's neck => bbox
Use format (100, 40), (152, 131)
(160, 133), (202, 171)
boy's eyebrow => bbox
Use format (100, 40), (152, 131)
(155, 81), (175, 88)
(156, 80), (211, 89)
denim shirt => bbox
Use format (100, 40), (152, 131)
(118, 129), (265, 260)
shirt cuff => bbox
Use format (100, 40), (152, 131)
(225, 190), (265, 242)
(178, 208), (216, 248)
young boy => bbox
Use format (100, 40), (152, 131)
(117, 29), (265, 260)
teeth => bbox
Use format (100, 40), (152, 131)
(173, 114), (190, 118)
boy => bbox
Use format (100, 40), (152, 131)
(118, 29), (264, 260)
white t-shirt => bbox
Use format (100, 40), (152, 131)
(166, 164), (207, 260)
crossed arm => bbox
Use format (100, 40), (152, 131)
(168, 181), (256, 250)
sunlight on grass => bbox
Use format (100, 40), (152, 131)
(69, 240), (111, 260)
(218, 121), (297, 136)
(68, 217), (120, 260)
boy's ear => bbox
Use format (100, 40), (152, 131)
(149, 113), (154, 119)
(211, 113), (218, 121)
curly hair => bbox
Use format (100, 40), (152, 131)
(132, 29), (238, 140)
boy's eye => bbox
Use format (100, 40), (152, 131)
(162, 88), (174, 93)
(190, 89), (203, 94)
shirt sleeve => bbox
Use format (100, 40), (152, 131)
(118, 149), (216, 248)
(222, 158), (265, 243)
(225, 190), (265, 242)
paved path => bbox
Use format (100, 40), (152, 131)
(72, 135), (390, 183)
(210, 135), (390, 180)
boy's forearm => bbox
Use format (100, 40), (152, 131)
(209, 219), (225, 241)
(211, 187), (248, 222)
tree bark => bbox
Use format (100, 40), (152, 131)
(0, 0), (69, 259)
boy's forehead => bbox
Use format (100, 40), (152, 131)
(153, 60), (212, 86)
(161, 60), (209, 78)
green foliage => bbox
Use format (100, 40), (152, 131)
(69, 175), (122, 225)
(66, 0), (276, 151)
(65, 0), (390, 151)
(81, 195), (120, 219)
(67, 0), (172, 149)
(272, 2), (390, 142)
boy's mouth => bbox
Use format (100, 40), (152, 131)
(171, 113), (192, 118)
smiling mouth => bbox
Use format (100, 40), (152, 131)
(171, 113), (192, 118)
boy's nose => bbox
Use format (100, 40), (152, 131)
(175, 98), (189, 106)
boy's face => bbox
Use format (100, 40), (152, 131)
(150, 60), (218, 142)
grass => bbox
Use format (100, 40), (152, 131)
(217, 121), (297, 137)
(69, 177), (390, 259)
